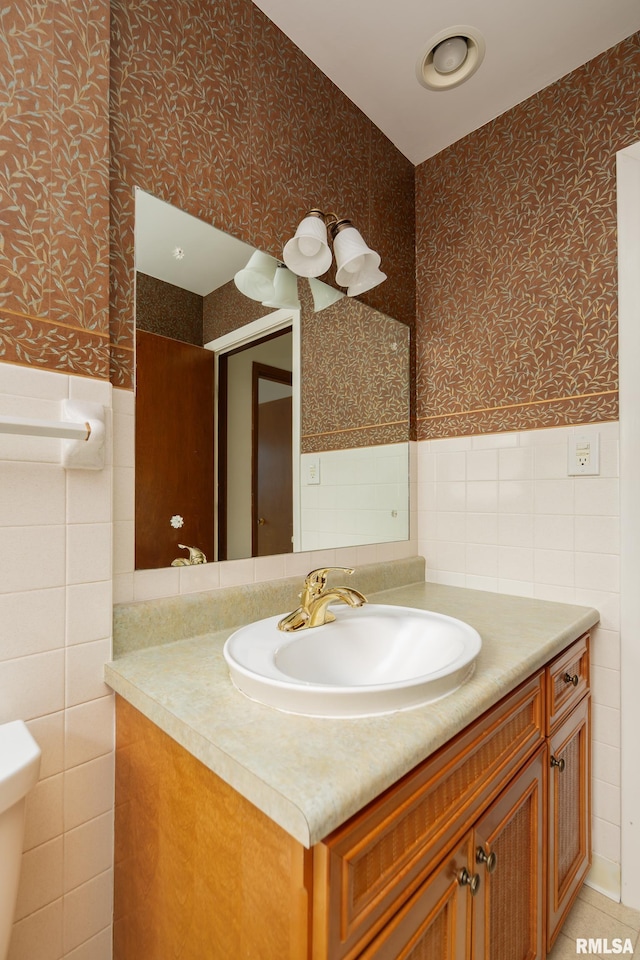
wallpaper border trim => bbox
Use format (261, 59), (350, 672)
(0, 307), (111, 339)
(0, 311), (111, 379)
(303, 417), (410, 441)
(418, 390), (619, 440)
(417, 389), (618, 424)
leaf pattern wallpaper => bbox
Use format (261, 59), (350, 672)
(109, 0), (416, 390)
(2, 1), (639, 445)
(203, 280), (278, 344)
(135, 273), (204, 346)
(415, 33), (640, 439)
(299, 286), (410, 453)
(0, 1), (110, 378)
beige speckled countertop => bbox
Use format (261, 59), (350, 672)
(106, 564), (598, 848)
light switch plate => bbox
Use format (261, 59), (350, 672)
(305, 455), (320, 484)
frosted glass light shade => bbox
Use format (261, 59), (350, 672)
(262, 265), (300, 310)
(234, 251), (278, 301)
(309, 278), (344, 312)
(283, 214), (332, 277)
(346, 266), (387, 297)
(333, 225), (381, 288)
(433, 36), (468, 74)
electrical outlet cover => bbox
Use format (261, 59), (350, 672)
(568, 433), (599, 476)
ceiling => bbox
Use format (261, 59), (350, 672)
(252, 0), (640, 165)
(135, 188), (256, 295)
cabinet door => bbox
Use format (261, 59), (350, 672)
(473, 747), (545, 960)
(547, 695), (591, 950)
(357, 836), (472, 960)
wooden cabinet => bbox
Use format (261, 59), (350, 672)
(312, 675), (545, 960)
(113, 634), (591, 960)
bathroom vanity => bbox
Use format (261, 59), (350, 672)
(107, 560), (597, 960)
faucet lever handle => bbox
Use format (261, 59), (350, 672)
(303, 566), (355, 599)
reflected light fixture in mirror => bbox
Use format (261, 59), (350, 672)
(283, 209), (386, 295)
(233, 254), (300, 311)
(308, 277), (344, 312)
(233, 250), (279, 301)
(262, 264), (300, 310)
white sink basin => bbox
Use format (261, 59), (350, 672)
(223, 604), (481, 718)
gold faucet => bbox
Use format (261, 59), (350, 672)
(278, 567), (367, 632)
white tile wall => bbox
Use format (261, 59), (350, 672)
(0, 363), (114, 960)
(298, 444), (410, 550)
(418, 421), (621, 896)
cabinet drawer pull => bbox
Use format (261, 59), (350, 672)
(563, 672), (579, 687)
(457, 867), (481, 895)
(550, 755), (566, 772)
(476, 846), (497, 873)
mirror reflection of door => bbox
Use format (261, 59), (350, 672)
(217, 328), (293, 560)
(252, 363), (293, 556)
(135, 329), (215, 569)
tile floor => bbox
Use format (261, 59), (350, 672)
(548, 885), (640, 959)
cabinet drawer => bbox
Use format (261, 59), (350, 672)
(546, 634), (590, 733)
(313, 673), (544, 960)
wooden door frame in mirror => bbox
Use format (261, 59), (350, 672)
(205, 308), (301, 559)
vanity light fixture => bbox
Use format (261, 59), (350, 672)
(283, 210), (386, 296)
(282, 209), (333, 278)
(416, 25), (485, 91)
(332, 219), (387, 296)
(308, 277), (344, 312)
(233, 253), (300, 310)
(233, 250), (278, 301)
(261, 263), (300, 311)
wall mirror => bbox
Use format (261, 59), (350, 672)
(134, 188), (411, 570)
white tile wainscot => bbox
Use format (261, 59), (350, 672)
(417, 421), (621, 898)
(0, 362), (115, 960)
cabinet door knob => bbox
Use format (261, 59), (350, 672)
(476, 846), (497, 873)
(550, 755), (566, 772)
(458, 867), (481, 896)
(563, 672), (579, 687)
(257, 517), (266, 525)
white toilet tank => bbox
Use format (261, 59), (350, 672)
(0, 721), (41, 960)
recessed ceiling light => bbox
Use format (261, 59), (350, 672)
(172, 246), (185, 260)
(416, 25), (485, 91)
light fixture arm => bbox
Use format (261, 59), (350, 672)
(304, 209), (341, 233)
